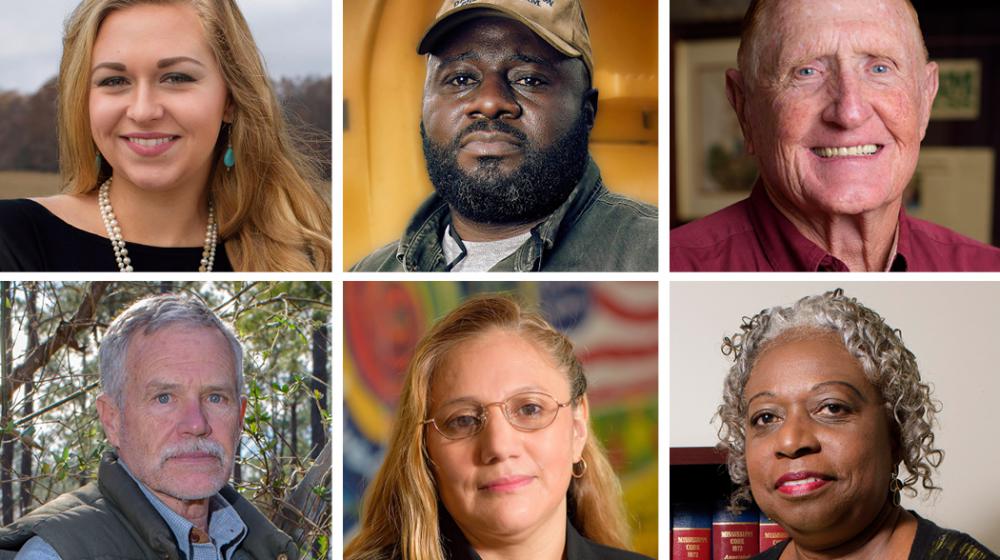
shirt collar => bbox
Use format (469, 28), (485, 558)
(748, 180), (908, 272)
(118, 459), (247, 559)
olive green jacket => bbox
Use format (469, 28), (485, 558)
(351, 158), (659, 272)
(0, 453), (298, 560)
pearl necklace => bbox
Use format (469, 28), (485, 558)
(97, 178), (218, 272)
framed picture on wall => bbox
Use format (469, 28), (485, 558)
(673, 38), (758, 221)
(906, 147), (995, 243)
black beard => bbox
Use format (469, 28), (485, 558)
(420, 114), (590, 227)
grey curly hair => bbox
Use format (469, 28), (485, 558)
(717, 289), (943, 511)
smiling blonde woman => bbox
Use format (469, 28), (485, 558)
(0, 0), (331, 272)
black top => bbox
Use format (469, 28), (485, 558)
(753, 512), (998, 560)
(0, 198), (232, 272)
(439, 507), (653, 560)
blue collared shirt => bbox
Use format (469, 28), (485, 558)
(15, 460), (247, 560)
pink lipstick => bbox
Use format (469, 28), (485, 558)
(479, 475), (533, 493)
(775, 471), (832, 496)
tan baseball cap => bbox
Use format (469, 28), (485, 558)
(417, 0), (594, 79)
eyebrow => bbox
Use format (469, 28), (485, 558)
(157, 56), (204, 69)
(745, 380), (869, 407)
(745, 391), (775, 407)
(436, 386), (550, 408)
(144, 381), (234, 396)
(811, 380), (868, 403)
(91, 56), (205, 76)
(511, 53), (556, 69)
(436, 51), (556, 69)
(438, 51), (477, 66)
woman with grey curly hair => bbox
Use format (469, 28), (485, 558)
(717, 289), (996, 559)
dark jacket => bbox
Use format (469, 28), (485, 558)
(0, 453), (298, 560)
(351, 159), (659, 272)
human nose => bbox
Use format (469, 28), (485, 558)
(477, 402), (521, 464)
(822, 69), (873, 129)
(467, 74), (521, 120)
(125, 82), (164, 123)
(774, 411), (820, 459)
(178, 397), (212, 437)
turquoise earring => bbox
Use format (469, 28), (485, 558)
(224, 145), (235, 171)
(95, 152), (102, 169)
(224, 125), (235, 171)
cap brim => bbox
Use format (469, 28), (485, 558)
(417, 5), (582, 61)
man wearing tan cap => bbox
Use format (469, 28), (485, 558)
(352, 0), (658, 272)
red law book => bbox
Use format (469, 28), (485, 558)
(671, 504), (711, 559)
(759, 511), (790, 552)
(711, 503), (759, 560)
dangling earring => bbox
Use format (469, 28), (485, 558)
(890, 465), (903, 507)
(223, 124), (235, 172)
(572, 458), (588, 479)
(95, 152), (103, 170)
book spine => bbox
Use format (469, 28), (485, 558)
(711, 504), (759, 560)
(759, 512), (789, 552)
(672, 504), (712, 559)
(671, 527), (711, 559)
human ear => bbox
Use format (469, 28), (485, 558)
(238, 395), (248, 431)
(725, 68), (755, 155)
(96, 394), (122, 449)
(223, 96), (235, 124)
(582, 87), (599, 131)
(918, 61), (939, 140)
(571, 396), (590, 462)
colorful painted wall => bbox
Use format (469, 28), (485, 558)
(343, 281), (659, 556)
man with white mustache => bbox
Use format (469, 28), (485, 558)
(671, 0), (1000, 271)
(0, 294), (298, 559)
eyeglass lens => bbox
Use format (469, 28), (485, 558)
(432, 392), (562, 439)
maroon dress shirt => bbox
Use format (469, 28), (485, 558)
(671, 184), (1000, 271)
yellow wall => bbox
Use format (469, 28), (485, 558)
(343, 0), (659, 268)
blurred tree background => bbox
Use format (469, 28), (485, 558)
(0, 75), (331, 197)
(0, 281), (331, 558)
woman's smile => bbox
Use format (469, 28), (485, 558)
(478, 475), (535, 493)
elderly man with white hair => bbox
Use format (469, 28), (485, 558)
(0, 294), (298, 560)
(672, 0), (1000, 272)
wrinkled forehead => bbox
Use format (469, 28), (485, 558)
(752, 0), (925, 74)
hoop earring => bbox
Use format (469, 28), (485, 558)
(572, 458), (587, 479)
(890, 465), (903, 507)
(223, 124), (235, 171)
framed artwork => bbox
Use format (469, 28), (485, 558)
(671, 0), (750, 23)
(674, 38), (757, 220)
(906, 147), (995, 243)
(931, 59), (982, 120)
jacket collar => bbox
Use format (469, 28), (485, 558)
(98, 453), (185, 559)
(394, 157), (605, 271)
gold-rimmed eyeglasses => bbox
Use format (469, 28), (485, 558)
(422, 391), (572, 440)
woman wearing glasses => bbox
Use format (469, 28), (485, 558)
(345, 295), (651, 560)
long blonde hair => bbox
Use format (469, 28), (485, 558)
(59, 0), (331, 271)
(345, 295), (630, 560)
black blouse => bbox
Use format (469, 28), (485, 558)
(438, 507), (653, 560)
(0, 199), (232, 272)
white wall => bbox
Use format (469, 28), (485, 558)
(669, 280), (1000, 550)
